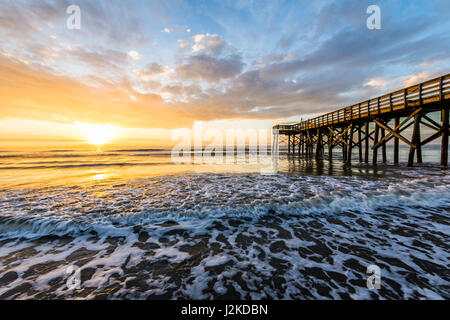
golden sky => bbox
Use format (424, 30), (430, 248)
(1, 1), (449, 146)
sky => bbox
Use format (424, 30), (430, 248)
(0, 0), (450, 146)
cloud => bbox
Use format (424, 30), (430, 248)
(128, 50), (140, 60)
(161, 83), (202, 97)
(72, 47), (128, 69)
(276, 35), (296, 50)
(176, 54), (244, 82)
(191, 33), (225, 56)
(0, 57), (191, 128)
(275, 25), (301, 51)
(365, 78), (387, 89)
(178, 40), (190, 50)
(162, 28), (173, 34)
(134, 62), (168, 79)
(401, 71), (445, 87)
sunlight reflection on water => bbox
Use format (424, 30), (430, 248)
(0, 144), (447, 190)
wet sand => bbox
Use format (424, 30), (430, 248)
(0, 171), (449, 299)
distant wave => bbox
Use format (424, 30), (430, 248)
(0, 162), (175, 170)
(0, 153), (121, 159)
(112, 148), (170, 152)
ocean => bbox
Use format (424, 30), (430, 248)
(0, 145), (448, 299)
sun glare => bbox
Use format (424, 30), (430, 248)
(76, 122), (115, 145)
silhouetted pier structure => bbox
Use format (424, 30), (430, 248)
(274, 74), (450, 167)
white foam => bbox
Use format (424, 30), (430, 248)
(0, 169), (449, 299)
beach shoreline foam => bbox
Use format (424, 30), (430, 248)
(0, 169), (449, 299)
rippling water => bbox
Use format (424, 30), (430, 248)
(0, 146), (448, 299)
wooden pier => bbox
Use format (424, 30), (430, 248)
(274, 74), (450, 167)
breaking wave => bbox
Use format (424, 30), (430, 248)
(0, 167), (449, 299)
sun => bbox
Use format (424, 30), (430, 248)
(76, 122), (115, 145)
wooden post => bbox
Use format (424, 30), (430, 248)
(381, 126), (387, 163)
(291, 135), (295, 154)
(303, 134), (306, 155)
(303, 134), (305, 154)
(365, 122), (369, 163)
(292, 135), (295, 154)
(442, 108), (449, 166)
(347, 124), (354, 164)
(408, 113), (421, 167)
(328, 130), (333, 161)
(358, 125), (363, 162)
(298, 134), (301, 155)
(306, 132), (310, 157)
(316, 129), (322, 158)
(288, 135), (291, 154)
(343, 129), (348, 162)
(404, 88), (408, 108)
(373, 123), (379, 165)
(306, 132), (309, 156)
(293, 135), (297, 154)
(416, 117), (423, 164)
(394, 117), (399, 164)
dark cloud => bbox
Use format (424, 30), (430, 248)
(176, 54), (244, 82)
(134, 62), (168, 79)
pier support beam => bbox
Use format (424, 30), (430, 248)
(381, 127), (387, 163)
(328, 125), (352, 163)
(358, 125), (363, 162)
(342, 129), (347, 162)
(300, 134), (304, 154)
(302, 133), (305, 154)
(291, 135), (295, 154)
(306, 131), (310, 157)
(416, 119), (423, 164)
(288, 135), (292, 153)
(394, 117), (399, 164)
(442, 108), (449, 166)
(365, 122), (369, 163)
(293, 135), (296, 154)
(347, 124), (354, 164)
(316, 129), (322, 158)
(293, 134), (297, 155)
(373, 123), (379, 165)
(328, 129), (333, 161)
(408, 112), (421, 167)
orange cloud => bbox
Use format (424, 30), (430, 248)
(0, 57), (194, 129)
